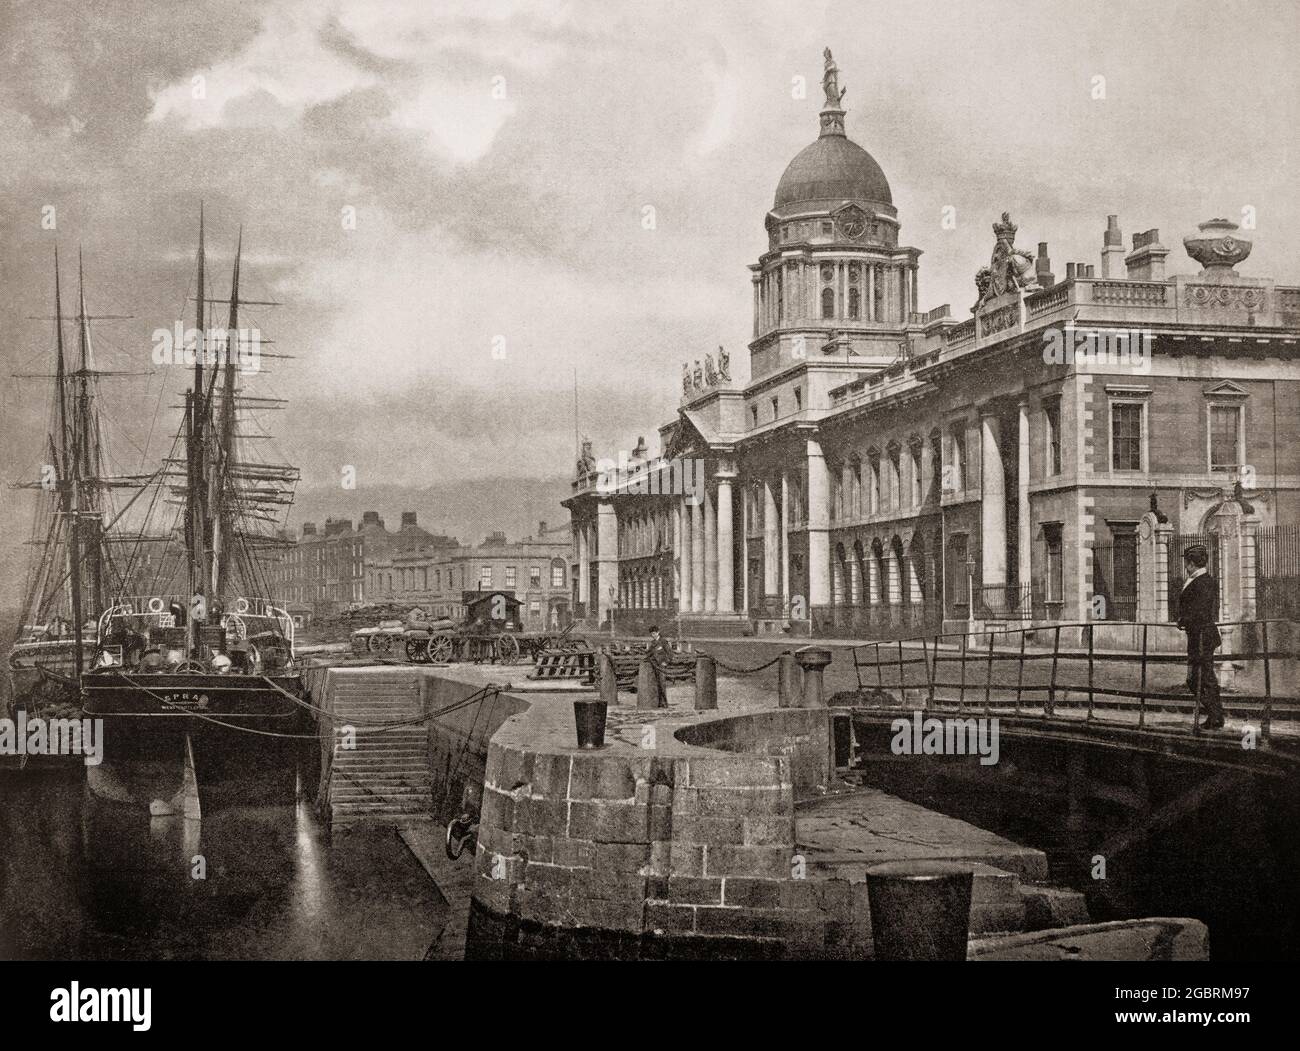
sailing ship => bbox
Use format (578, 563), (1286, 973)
(8, 213), (316, 808)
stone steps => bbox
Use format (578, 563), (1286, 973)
(323, 672), (433, 829)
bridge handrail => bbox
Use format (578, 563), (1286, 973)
(849, 619), (1300, 741)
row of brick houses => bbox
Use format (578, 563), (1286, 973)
(266, 512), (572, 630)
(267, 510), (448, 611)
(564, 52), (1300, 639)
(366, 522), (572, 629)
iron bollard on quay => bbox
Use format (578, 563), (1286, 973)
(573, 699), (608, 749)
(794, 645), (832, 708)
(864, 860), (974, 961)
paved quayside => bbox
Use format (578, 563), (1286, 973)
(300, 657), (1209, 960)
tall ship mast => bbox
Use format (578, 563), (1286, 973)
(7, 247), (150, 704)
(77, 211), (314, 813)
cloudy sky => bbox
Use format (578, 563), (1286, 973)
(1, 0), (1297, 602)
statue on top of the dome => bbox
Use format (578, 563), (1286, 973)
(682, 362), (692, 396)
(822, 48), (847, 109)
(704, 353), (719, 387)
(717, 345), (730, 381)
(692, 360), (703, 390)
(576, 438), (596, 479)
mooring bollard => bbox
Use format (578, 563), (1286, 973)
(777, 653), (799, 708)
(864, 860), (974, 961)
(694, 655), (717, 710)
(636, 658), (661, 709)
(599, 652), (618, 706)
(573, 699), (608, 750)
(794, 646), (832, 708)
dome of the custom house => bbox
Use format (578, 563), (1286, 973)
(773, 47), (892, 214)
(774, 135), (892, 211)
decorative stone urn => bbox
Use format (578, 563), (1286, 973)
(1183, 218), (1252, 276)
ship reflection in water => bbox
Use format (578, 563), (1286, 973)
(0, 772), (443, 960)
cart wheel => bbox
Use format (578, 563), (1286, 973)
(497, 634), (520, 664)
(367, 633), (389, 654)
(405, 638), (426, 663)
(426, 634), (453, 663)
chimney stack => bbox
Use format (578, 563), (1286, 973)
(1035, 241), (1055, 288)
(1101, 215), (1124, 277)
(1125, 228), (1170, 281)
(301, 522), (317, 537)
(538, 520), (547, 537)
(400, 511), (418, 529)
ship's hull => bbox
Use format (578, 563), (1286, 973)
(81, 670), (316, 811)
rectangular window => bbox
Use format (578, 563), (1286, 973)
(1209, 404), (1242, 470)
(529, 599), (541, 614)
(1045, 526), (1063, 603)
(505, 566), (516, 588)
(1111, 403), (1144, 471)
(888, 450), (901, 510)
(771, 395), (779, 420)
(751, 405), (759, 428)
(551, 564), (566, 587)
(948, 425), (966, 491)
(529, 566), (541, 587)
(869, 460), (881, 514)
(480, 566), (492, 588)
(793, 386), (802, 410)
(909, 447), (922, 507)
(1044, 397), (1062, 476)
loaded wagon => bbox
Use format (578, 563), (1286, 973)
(355, 591), (588, 665)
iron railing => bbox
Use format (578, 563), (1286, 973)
(848, 619), (1300, 741)
(974, 583), (1032, 620)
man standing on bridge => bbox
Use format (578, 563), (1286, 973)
(1177, 544), (1225, 730)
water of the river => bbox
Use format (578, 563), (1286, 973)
(0, 769), (445, 960)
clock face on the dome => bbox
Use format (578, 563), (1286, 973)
(836, 207), (870, 241)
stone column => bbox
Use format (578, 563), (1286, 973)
(1241, 513), (1260, 621)
(716, 475), (735, 614)
(848, 552), (862, 605)
(763, 478), (780, 604)
(887, 548), (902, 604)
(867, 549), (880, 605)
(780, 470), (791, 609)
(1017, 398), (1032, 594)
(866, 265), (875, 321)
(678, 497), (692, 615)
(752, 276), (760, 338)
(908, 551), (923, 604)
(577, 521), (590, 609)
(980, 409), (1007, 589)
(806, 438), (831, 611)
(703, 484), (718, 612)
(595, 501), (618, 624)
(740, 483), (750, 614)
(690, 497), (705, 613)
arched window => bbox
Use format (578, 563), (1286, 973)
(821, 287), (835, 319)
(848, 287), (860, 319)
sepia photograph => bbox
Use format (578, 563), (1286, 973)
(0, 0), (1297, 1029)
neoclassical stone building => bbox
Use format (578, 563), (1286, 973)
(565, 50), (1300, 637)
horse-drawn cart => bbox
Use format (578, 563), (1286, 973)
(352, 591), (588, 665)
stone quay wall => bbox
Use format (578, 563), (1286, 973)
(465, 689), (894, 959)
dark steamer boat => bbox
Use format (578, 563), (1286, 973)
(74, 212), (315, 812)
